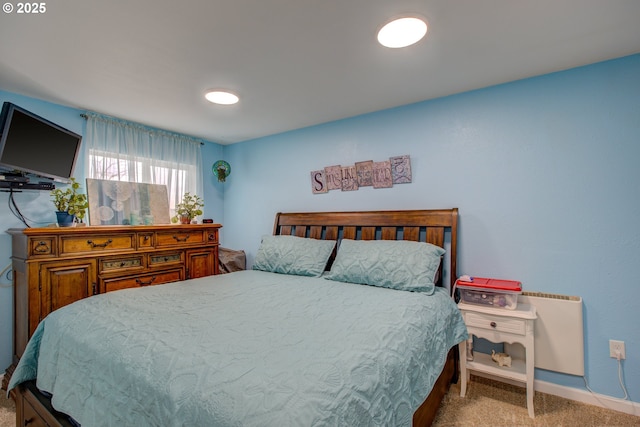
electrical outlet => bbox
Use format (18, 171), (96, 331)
(609, 340), (626, 359)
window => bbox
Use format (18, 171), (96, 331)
(84, 113), (203, 220)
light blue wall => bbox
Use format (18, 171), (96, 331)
(201, 140), (226, 240)
(0, 91), (224, 371)
(2, 54), (638, 403)
(221, 54), (640, 402)
(0, 91), (86, 372)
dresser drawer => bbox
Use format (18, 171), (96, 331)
(60, 234), (135, 255)
(205, 228), (219, 244)
(101, 268), (184, 293)
(464, 311), (526, 335)
(156, 230), (206, 247)
(99, 254), (145, 274)
(28, 237), (56, 257)
(138, 232), (155, 249)
(149, 251), (184, 267)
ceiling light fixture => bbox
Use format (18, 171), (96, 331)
(205, 90), (239, 105)
(377, 16), (428, 48)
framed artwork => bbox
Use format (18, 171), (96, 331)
(310, 170), (328, 194)
(372, 160), (393, 188)
(310, 155), (411, 194)
(390, 155), (412, 183)
(86, 179), (171, 226)
(324, 165), (342, 190)
(341, 166), (359, 191)
(355, 160), (373, 186)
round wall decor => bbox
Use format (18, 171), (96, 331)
(213, 160), (231, 182)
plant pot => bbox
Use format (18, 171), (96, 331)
(56, 211), (76, 227)
(179, 215), (191, 224)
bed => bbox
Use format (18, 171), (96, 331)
(8, 209), (467, 426)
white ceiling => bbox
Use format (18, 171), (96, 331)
(1, 0), (639, 145)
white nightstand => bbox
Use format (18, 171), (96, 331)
(458, 302), (537, 418)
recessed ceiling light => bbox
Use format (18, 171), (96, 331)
(377, 16), (428, 48)
(205, 90), (239, 105)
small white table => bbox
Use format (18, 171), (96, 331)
(458, 302), (537, 418)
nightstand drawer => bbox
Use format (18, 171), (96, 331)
(465, 311), (525, 335)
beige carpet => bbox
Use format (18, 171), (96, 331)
(0, 375), (638, 426)
(433, 375), (639, 427)
(0, 388), (14, 427)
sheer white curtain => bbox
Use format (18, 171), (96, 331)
(84, 112), (203, 219)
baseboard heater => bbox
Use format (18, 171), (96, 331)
(505, 291), (584, 376)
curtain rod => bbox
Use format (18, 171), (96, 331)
(80, 113), (205, 145)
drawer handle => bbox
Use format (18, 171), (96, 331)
(24, 417), (35, 426)
(34, 241), (50, 252)
(172, 234), (190, 242)
(144, 235), (150, 241)
(87, 239), (113, 248)
(208, 233), (215, 241)
(136, 276), (157, 286)
(490, 321), (497, 328)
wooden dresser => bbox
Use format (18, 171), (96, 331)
(2, 223), (221, 391)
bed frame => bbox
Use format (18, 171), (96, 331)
(12, 208), (459, 427)
(273, 208), (459, 426)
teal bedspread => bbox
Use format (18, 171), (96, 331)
(9, 270), (467, 426)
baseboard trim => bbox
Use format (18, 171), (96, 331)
(471, 371), (639, 417)
(534, 379), (639, 417)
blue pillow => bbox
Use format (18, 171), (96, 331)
(325, 239), (445, 294)
(252, 235), (336, 277)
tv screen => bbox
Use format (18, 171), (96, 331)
(0, 102), (82, 183)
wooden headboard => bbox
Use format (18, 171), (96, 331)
(273, 209), (458, 293)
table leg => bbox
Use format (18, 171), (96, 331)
(459, 341), (468, 397)
(526, 339), (535, 418)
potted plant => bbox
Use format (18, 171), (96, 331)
(51, 178), (89, 227)
(173, 192), (204, 224)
